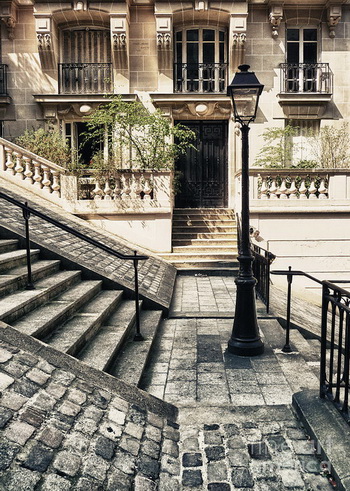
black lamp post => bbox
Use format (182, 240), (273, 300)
(227, 64), (264, 356)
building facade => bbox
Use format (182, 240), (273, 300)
(0, 0), (350, 259)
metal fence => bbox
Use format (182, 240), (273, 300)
(280, 63), (333, 94)
(58, 63), (113, 94)
(174, 63), (227, 93)
(0, 64), (8, 96)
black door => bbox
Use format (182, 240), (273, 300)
(175, 121), (228, 208)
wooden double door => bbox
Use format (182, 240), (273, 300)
(175, 121), (228, 208)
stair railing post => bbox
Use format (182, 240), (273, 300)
(133, 250), (144, 341)
(23, 201), (35, 290)
(282, 266), (293, 353)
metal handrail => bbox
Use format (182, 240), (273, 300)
(279, 62), (333, 94)
(251, 244), (276, 313)
(0, 190), (148, 340)
(174, 62), (227, 93)
(58, 62), (113, 95)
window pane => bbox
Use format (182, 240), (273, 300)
(176, 31), (182, 41)
(219, 43), (224, 63)
(203, 43), (215, 63)
(203, 29), (215, 41)
(176, 43), (182, 64)
(287, 43), (299, 63)
(304, 43), (317, 63)
(304, 29), (317, 41)
(287, 29), (299, 41)
(187, 30), (199, 41)
(187, 43), (199, 64)
(219, 31), (224, 42)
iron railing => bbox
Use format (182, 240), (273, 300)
(174, 63), (227, 93)
(271, 267), (350, 423)
(320, 281), (350, 424)
(251, 244), (276, 313)
(236, 213), (275, 311)
(0, 191), (148, 341)
(280, 63), (333, 94)
(0, 64), (8, 96)
(58, 63), (112, 94)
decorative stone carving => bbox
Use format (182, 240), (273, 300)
(328, 5), (342, 38)
(173, 102), (231, 118)
(156, 16), (172, 51)
(157, 32), (171, 50)
(269, 5), (283, 37)
(233, 33), (246, 46)
(35, 16), (55, 69)
(195, 0), (208, 11)
(1, 16), (16, 40)
(113, 33), (127, 50)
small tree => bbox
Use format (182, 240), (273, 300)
(15, 128), (73, 169)
(84, 96), (196, 171)
(310, 123), (350, 168)
(254, 125), (298, 168)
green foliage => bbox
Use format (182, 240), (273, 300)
(15, 128), (73, 169)
(84, 96), (196, 171)
(293, 159), (318, 169)
(254, 125), (298, 168)
(310, 123), (350, 169)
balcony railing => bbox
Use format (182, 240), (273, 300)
(58, 63), (112, 95)
(280, 63), (333, 94)
(174, 63), (227, 93)
(0, 64), (8, 96)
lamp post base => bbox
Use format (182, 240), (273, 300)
(228, 336), (264, 356)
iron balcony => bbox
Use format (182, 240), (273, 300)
(174, 63), (227, 93)
(58, 63), (113, 95)
(0, 64), (8, 96)
(280, 63), (333, 94)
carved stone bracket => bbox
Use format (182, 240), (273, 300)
(269, 5), (283, 38)
(35, 16), (56, 70)
(327, 5), (342, 38)
(0, 1), (18, 40)
(173, 102), (231, 119)
(156, 16), (172, 51)
(113, 33), (127, 50)
(157, 33), (171, 50)
(233, 33), (246, 46)
(110, 15), (129, 71)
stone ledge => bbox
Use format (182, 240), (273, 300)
(0, 321), (178, 421)
(293, 390), (350, 491)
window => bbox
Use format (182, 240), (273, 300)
(64, 122), (104, 167)
(174, 27), (227, 93)
(287, 119), (319, 165)
(285, 27), (318, 92)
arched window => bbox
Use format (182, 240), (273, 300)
(174, 27), (227, 93)
(59, 28), (112, 94)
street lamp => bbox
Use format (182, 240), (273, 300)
(227, 64), (264, 356)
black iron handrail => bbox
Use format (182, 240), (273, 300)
(320, 280), (350, 424)
(0, 191), (148, 340)
(251, 244), (276, 313)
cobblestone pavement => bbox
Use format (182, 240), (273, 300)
(0, 330), (179, 490)
(145, 275), (334, 490)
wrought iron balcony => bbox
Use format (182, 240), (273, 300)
(0, 64), (8, 96)
(280, 63), (333, 94)
(174, 63), (227, 93)
(58, 63), (112, 95)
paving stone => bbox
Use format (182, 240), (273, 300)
(161, 438), (179, 458)
(53, 450), (81, 476)
(41, 474), (71, 491)
(4, 420), (36, 445)
(113, 450), (136, 475)
(0, 441), (20, 470)
(12, 379), (39, 398)
(0, 372), (14, 391)
(279, 468), (305, 488)
(39, 426), (64, 449)
(120, 434), (141, 456)
(141, 438), (161, 459)
(231, 466), (254, 488)
(17, 353), (37, 367)
(0, 347), (13, 363)
(248, 442), (271, 460)
(30, 391), (56, 411)
(81, 454), (109, 481)
(58, 400), (81, 417)
(182, 469), (203, 487)
(227, 449), (250, 466)
(208, 484), (231, 491)
(182, 452), (203, 467)
(107, 468), (133, 490)
(0, 391), (28, 410)
(26, 367), (50, 385)
(3, 361), (29, 378)
(207, 461), (228, 482)
(137, 454), (160, 480)
(75, 477), (105, 491)
(20, 406), (46, 428)
(74, 416), (98, 435)
(94, 435), (115, 460)
(83, 405), (104, 423)
(1, 468), (41, 490)
(0, 406), (13, 428)
(134, 474), (157, 490)
(108, 407), (126, 425)
(158, 472), (180, 491)
(22, 443), (54, 472)
(63, 431), (90, 453)
(36, 359), (55, 374)
(67, 388), (87, 405)
(205, 445), (225, 462)
(160, 454), (181, 475)
(99, 421), (123, 441)
(125, 421), (144, 440)
(204, 430), (223, 445)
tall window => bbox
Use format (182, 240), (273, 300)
(285, 28), (318, 92)
(287, 119), (319, 165)
(174, 28), (227, 93)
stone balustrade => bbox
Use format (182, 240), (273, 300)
(78, 170), (155, 202)
(256, 171), (329, 200)
(0, 137), (66, 197)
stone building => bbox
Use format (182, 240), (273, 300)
(0, 0), (350, 276)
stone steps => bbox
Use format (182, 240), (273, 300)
(0, 238), (164, 388)
(163, 208), (239, 270)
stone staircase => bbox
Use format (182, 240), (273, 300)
(161, 208), (239, 272)
(0, 237), (163, 387)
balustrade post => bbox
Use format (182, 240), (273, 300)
(299, 179), (308, 199)
(41, 166), (52, 193)
(23, 157), (33, 184)
(308, 178), (317, 199)
(33, 161), (43, 188)
(259, 177), (268, 199)
(269, 179), (278, 199)
(14, 152), (24, 179)
(279, 178), (288, 199)
(4, 147), (14, 174)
